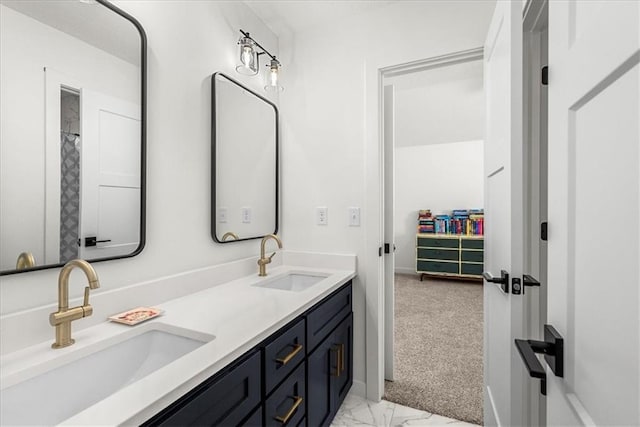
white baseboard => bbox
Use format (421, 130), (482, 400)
(350, 380), (366, 398)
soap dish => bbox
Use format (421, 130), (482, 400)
(108, 307), (163, 326)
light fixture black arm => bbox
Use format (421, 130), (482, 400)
(239, 29), (279, 63)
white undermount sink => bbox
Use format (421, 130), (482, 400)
(255, 271), (329, 292)
(0, 323), (214, 426)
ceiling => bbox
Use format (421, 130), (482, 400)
(244, 0), (397, 37)
(1, 0), (140, 66)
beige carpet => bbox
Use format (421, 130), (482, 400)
(383, 274), (483, 425)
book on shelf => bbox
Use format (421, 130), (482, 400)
(417, 208), (484, 236)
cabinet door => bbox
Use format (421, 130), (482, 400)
(333, 313), (353, 407)
(307, 332), (337, 427)
(307, 314), (353, 427)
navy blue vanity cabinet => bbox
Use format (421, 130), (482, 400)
(306, 282), (353, 427)
(143, 280), (353, 427)
(142, 351), (261, 427)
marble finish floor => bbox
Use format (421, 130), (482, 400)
(330, 393), (480, 427)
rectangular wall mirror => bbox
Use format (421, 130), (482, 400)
(0, 0), (146, 275)
(211, 73), (278, 243)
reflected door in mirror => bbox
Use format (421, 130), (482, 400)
(0, 0), (146, 274)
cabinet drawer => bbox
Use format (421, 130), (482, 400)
(240, 407), (262, 427)
(147, 351), (261, 426)
(417, 260), (459, 274)
(461, 250), (483, 262)
(417, 237), (459, 248)
(307, 282), (352, 352)
(461, 238), (484, 249)
(461, 263), (483, 276)
(265, 363), (306, 427)
(264, 318), (306, 394)
(417, 248), (458, 261)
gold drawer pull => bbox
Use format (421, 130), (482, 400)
(340, 343), (345, 375)
(274, 395), (303, 424)
(331, 345), (341, 377)
(276, 343), (303, 365)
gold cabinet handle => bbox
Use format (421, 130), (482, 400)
(276, 343), (303, 365)
(340, 343), (345, 375)
(331, 345), (341, 377)
(274, 395), (303, 424)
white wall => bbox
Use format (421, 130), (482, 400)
(388, 59), (484, 147)
(0, 2), (279, 313)
(394, 140), (484, 273)
(278, 0), (495, 396)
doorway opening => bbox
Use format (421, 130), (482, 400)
(522, 0), (549, 424)
(381, 49), (486, 424)
(60, 87), (81, 264)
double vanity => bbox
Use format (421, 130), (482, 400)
(0, 254), (356, 426)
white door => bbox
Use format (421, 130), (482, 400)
(383, 84), (395, 381)
(79, 89), (141, 259)
(483, 1), (528, 425)
(545, 1), (639, 425)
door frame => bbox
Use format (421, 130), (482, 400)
(522, 0), (549, 425)
(365, 47), (484, 401)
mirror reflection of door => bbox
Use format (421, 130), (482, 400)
(79, 89), (141, 259)
(0, 1), (145, 274)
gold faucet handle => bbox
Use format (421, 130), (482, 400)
(83, 286), (91, 306)
(268, 251), (277, 262)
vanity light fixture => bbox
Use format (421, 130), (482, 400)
(236, 33), (259, 76)
(265, 58), (284, 92)
(235, 29), (283, 91)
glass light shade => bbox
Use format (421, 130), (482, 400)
(264, 59), (284, 92)
(236, 37), (258, 76)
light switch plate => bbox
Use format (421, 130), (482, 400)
(218, 207), (228, 223)
(317, 207), (328, 225)
(241, 207), (252, 223)
(348, 207), (360, 226)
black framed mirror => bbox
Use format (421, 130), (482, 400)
(0, 0), (146, 275)
(211, 72), (278, 243)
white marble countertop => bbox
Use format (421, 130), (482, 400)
(0, 261), (355, 426)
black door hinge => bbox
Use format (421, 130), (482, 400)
(541, 222), (548, 241)
(541, 66), (548, 86)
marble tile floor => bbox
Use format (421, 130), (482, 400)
(330, 393), (480, 427)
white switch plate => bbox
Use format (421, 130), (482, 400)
(218, 207), (228, 223)
(241, 207), (252, 223)
(316, 207), (328, 225)
(348, 207), (360, 226)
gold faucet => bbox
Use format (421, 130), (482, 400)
(222, 231), (239, 241)
(258, 234), (282, 276)
(49, 259), (100, 349)
(15, 252), (36, 269)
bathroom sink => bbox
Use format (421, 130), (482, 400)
(0, 324), (214, 426)
(255, 271), (329, 292)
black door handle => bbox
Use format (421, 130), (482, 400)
(85, 236), (112, 247)
(523, 274), (540, 287)
(514, 324), (564, 396)
(483, 270), (509, 293)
